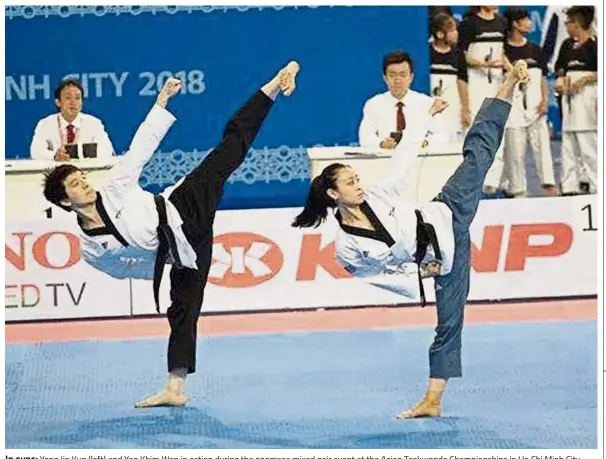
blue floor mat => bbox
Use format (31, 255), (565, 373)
(5, 319), (597, 449)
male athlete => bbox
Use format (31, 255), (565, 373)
(43, 61), (300, 407)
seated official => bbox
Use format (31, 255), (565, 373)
(358, 50), (445, 152)
(30, 78), (115, 161)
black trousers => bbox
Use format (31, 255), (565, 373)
(164, 90), (274, 374)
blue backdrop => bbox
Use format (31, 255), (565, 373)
(6, 6), (431, 159)
(5, 5), (553, 209)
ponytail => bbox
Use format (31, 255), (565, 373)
(292, 163), (346, 229)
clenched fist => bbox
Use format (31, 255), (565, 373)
(156, 77), (182, 108)
(160, 77), (182, 98)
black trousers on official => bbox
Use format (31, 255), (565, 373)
(164, 90), (274, 374)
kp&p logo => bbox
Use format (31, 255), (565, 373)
(209, 233), (283, 287)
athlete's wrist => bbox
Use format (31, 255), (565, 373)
(155, 93), (169, 109)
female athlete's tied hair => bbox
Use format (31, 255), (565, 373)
(291, 163), (347, 228)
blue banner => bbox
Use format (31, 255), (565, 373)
(6, 5), (430, 161)
(6, 5), (557, 209)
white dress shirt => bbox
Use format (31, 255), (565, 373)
(79, 104), (197, 280)
(30, 112), (114, 160)
(358, 90), (439, 152)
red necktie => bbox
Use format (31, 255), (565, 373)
(396, 102), (406, 132)
(66, 124), (75, 144)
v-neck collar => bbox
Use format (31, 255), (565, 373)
(336, 201), (396, 247)
(77, 192), (129, 247)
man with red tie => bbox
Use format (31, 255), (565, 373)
(30, 78), (114, 161)
(358, 50), (446, 152)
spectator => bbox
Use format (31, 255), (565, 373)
(430, 12), (470, 143)
(458, 6), (510, 195)
(541, 5), (598, 73)
(429, 6), (454, 39)
(554, 6), (598, 195)
(502, 7), (558, 197)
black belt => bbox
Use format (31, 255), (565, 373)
(153, 195), (183, 314)
(414, 209), (442, 307)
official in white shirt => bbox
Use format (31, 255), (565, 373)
(41, 62), (300, 408)
(30, 78), (114, 161)
(358, 50), (443, 153)
(293, 61), (529, 420)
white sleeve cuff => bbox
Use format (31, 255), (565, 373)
(146, 103), (177, 128)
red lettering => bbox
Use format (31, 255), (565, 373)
(471, 225), (504, 273)
(296, 234), (352, 281)
(504, 223), (573, 271)
(5, 232), (81, 271)
(33, 232), (80, 269)
(5, 232), (32, 271)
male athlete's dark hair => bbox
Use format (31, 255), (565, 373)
(431, 12), (456, 39)
(382, 50), (414, 75)
(43, 164), (82, 212)
(566, 6), (595, 31)
(291, 163), (348, 229)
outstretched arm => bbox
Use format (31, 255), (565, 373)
(106, 78), (182, 190)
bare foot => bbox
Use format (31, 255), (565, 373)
(396, 399), (441, 420)
(134, 390), (187, 408)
